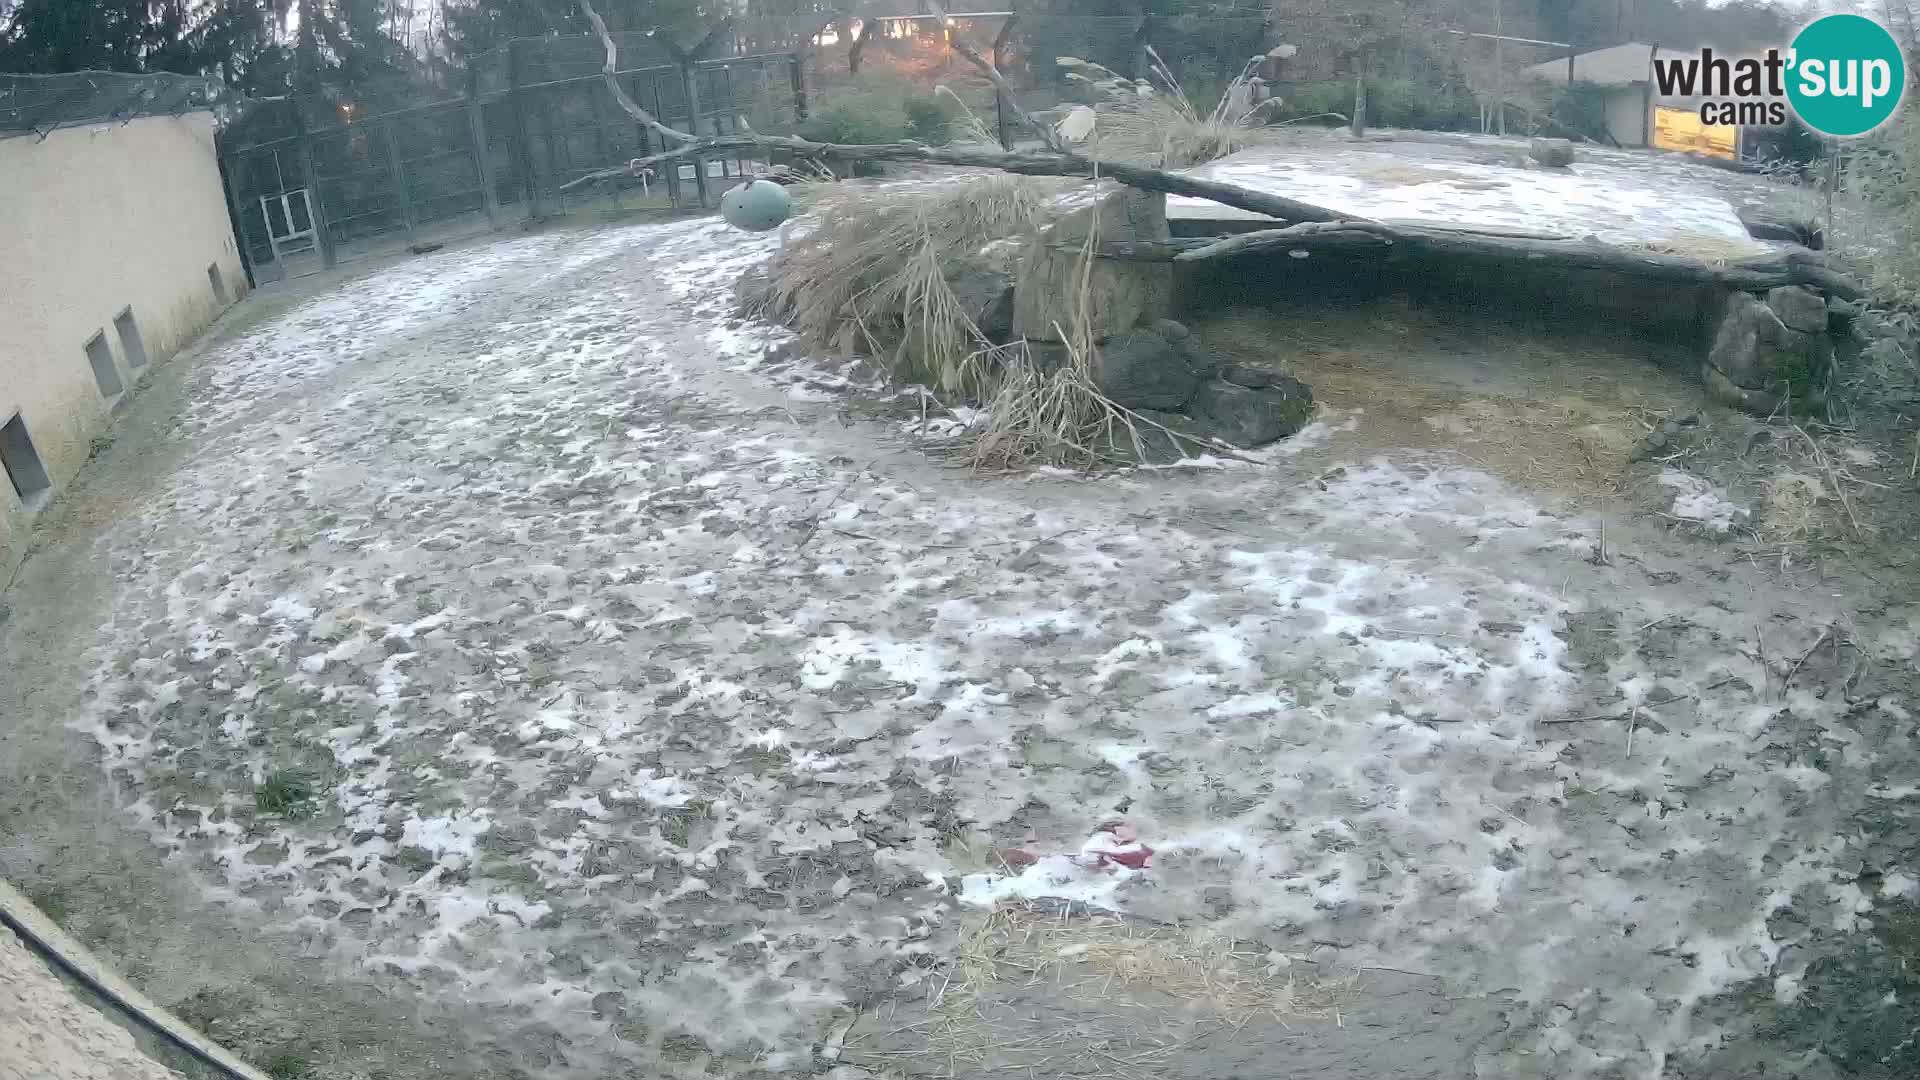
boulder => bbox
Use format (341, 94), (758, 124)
(1705, 290), (1831, 413)
(1013, 188), (1173, 342)
(1018, 339), (1074, 375)
(1767, 285), (1829, 335)
(1188, 376), (1315, 448)
(1220, 362), (1279, 389)
(1529, 138), (1575, 167)
(1106, 409), (1216, 464)
(1153, 318), (1219, 378)
(945, 251), (1018, 345)
(1093, 327), (1200, 410)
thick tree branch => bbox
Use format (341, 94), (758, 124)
(1156, 221), (1865, 299)
(558, 132), (1355, 224)
(578, 0), (692, 145)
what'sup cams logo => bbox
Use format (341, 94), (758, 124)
(1651, 14), (1907, 137)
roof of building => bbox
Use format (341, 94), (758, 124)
(0, 70), (223, 140)
(1524, 42), (1695, 88)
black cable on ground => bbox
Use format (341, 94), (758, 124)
(0, 902), (257, 1080)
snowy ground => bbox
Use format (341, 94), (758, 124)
(1168, 130), (1769, 254)
(27, 216), (1920, 1078)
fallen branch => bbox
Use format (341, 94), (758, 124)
(558, 2), (1355, 228)
(1165, 221), (1868, 298)
(561, 137), (1355, 222)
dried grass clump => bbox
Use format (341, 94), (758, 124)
(760, 172), (1070, 394)
(1062, 50), (1288, 169)
(1763, 470), (1828, 542)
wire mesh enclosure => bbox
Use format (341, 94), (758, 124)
(0, 70), (226, 140)
(218, 33), (810, 280)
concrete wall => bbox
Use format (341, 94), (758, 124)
(0, 112), (245, 580)
(1605, 85), (1650, 147)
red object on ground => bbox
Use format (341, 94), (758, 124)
(1089, 843), (1154, 870)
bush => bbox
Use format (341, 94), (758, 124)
(800, 75), (964, 146)
(1832, 108), (1920, 308)
(904, 93), (960, 143)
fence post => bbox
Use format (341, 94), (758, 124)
(293, 102), (337, 269)
(678, 57), (711, 207)
(1349, 63), (1366, 138)
(215, 152), (258, 290)
(508, 39), (543, 220)
(465, 66), (501, 229)
(384, 120), (417, 237)
(789, 52), (808, 122)
(993, 16), (1017, 150)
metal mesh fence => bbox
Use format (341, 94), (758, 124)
(221, 34), (810, 280)
(0, 70), (226, 140)
(214, 15), (1569, 281)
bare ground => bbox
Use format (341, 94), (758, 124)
(1, 217), (1917, 1080)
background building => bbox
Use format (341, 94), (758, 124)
(0, 71), (248, 581)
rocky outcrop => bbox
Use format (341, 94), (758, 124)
(1703, 287), (1834, 414)
(1093, 325), (1203, 410)
(1013, 187), (1172, 342)
(944, 250), (1017, 345)
(1017, 318), (1314, 458)
(1189, 376), (1314, 448)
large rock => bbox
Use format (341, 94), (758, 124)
(1106, 408), (1216, 464)
(1013, 188), (1173, 342)
(1705, 290), (1832, 413)
(945, 250), (1017, 344)
(1152, 318), (1218, 378)
(1767, 285), (1829, 335)
(1093, 325), (1201, 410)
(1188, 376), (1315, 448)
(1530, 138), (1575, 167)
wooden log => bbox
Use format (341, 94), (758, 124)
(559, 137), (1357, 224)
(1169, 221), (1868, 299)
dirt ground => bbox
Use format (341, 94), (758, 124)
(2, 212), (1918, 1080)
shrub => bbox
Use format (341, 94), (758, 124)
(1827, 105), (1920, 309)
(800, 75), (964, 147)
(904, 93), (961, 144)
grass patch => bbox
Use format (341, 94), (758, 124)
(262, 1051), (310, 1079)
(253, 768), (320, 817)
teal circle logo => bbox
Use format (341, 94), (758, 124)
(1786, 14), (1906, 137)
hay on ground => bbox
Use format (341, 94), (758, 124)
(761, 174), (1074, 394)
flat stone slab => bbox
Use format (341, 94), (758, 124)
(1169, 130), (1770, 257)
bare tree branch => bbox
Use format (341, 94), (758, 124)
(561, 132), (1356, 223)
(924, 0), (1066, 153)
(577, 0), (692, 146)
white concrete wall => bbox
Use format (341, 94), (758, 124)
(0, 112), (245, 580)
(1605, 85), (1649, 146)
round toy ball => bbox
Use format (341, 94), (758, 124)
(720, 179), (792, 232)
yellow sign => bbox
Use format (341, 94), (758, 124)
(1652, 105), (1738, 159)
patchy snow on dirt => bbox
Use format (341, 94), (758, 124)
(1660, 467), (1751, 531)
(62, 216), (1918, 1080)
(1168, 131), (1767, 254)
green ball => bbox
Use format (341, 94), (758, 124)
(720, 179), (793, 232)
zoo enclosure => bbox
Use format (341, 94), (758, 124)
(219, 32), (808, 279)
(216, 12), (1573, 281)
